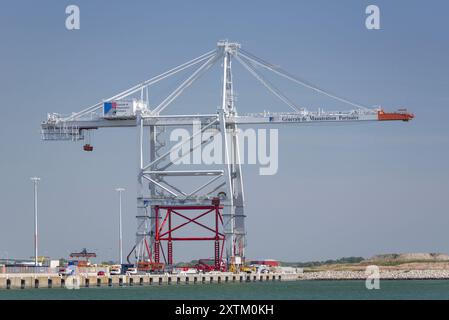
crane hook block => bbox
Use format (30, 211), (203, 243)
(83, 144), (94, 152)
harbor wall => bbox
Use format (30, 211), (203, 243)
(0, 272), (299, 289)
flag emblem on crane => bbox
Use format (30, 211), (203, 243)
(103, 101), (117, 116)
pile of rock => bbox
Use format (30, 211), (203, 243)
(364, 253), (449, 263)
(301, 270), (449, 280)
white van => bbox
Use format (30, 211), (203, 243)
(126, 267), (137, 275)
(110, 265), (121, 275)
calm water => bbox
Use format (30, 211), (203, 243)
(1, 280), (449, 300)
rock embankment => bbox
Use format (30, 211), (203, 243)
(365, 253), (449, 263)
(301, 270), (449, 280)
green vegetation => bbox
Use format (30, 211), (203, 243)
(365, 259), (449, 266)
(281, 256), (365, 268)
(174, 260), (198, 267)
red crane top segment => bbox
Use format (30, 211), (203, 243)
(378, 109), (414, 121)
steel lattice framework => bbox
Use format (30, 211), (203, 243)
(41, 40), (413, 266)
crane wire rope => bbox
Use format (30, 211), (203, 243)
(65, 49), (217, 121)
(239, 49), (370, 111)
(234, 54), (302, 113)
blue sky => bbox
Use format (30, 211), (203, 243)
(0, 0), (448, 262)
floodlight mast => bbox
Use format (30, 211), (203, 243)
(115, 188), (125, 265)
(30, 177), (40, 267)
(40, 40), (414, 268)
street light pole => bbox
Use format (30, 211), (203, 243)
(115, 188), (125, 265)
(30, 177), (40, 267)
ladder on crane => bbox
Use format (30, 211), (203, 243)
(40, 40), (414, 268)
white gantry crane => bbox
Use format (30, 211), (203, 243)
(41, 40), (414, 269)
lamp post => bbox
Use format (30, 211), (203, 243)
(30, 177), (40, 266)
(115, 188), (125, 265)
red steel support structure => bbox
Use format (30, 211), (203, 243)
(153, 199), (225, 270)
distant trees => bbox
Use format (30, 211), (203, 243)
(281, 256), (365, 267)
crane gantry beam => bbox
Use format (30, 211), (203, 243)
(41, 40), (414, 268)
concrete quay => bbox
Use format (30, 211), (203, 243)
(0, 272), (299, 289)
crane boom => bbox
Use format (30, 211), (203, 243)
(42, 108), (413, 139)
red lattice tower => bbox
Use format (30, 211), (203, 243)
(153, 198), (225, 270)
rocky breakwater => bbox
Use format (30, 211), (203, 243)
(301, 269), (449, 280)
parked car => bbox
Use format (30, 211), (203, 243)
(110, 265), (121, 275)
(58, 267), (66, 276)
(126, 267), (137, 275)
(58, 266), (75, 276)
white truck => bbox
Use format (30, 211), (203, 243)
(109, 265), (121, 275)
